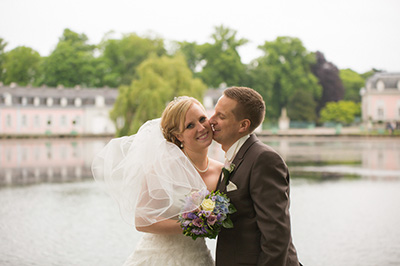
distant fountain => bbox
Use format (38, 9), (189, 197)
(278, 107), (290, 130)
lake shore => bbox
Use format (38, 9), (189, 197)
(1, 126), (399, 138)
(258, 126), (400, 137)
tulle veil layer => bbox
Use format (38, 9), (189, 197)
(91, 118), (207, 226)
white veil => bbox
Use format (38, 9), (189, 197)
(91, 118), (207, 227)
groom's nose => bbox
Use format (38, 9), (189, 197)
(209, 114), (216, 124)
(209, 116), (217, 131)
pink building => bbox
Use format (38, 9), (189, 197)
(361, 72), (400, 125)
(0, 84), (118, 136)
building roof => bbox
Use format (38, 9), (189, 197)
(366, 72), (400, 90)
(0, 84), (118, 99)
(0, 84), (119, 107)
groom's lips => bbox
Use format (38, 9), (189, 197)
(212, 129), (220, 135)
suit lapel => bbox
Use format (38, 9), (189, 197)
(216, 171), (225, 191)
(226, 134), (259, 181)
(217, 134), (259, 192)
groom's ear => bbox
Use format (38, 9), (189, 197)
(238, 119), (251, 133)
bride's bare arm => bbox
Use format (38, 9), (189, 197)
(135, 219), (182, 234)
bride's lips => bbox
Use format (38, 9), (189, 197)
(197, 131), (209, 140)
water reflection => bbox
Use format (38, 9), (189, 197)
(1, 136), (400, 186)
(0, 138), (108, 186)
(1, 137), (400, 266)
(262, 136), (400, 180)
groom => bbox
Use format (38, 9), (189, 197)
(210, 87), (301, 266)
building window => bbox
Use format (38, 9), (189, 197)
(34, 97), (40, 106)
(60, 98), (68, 107)
(34, 147), (40, 160)
(47, 97), (54, 107)
(6, 114), (12, 127)
(61, 115), (67, 126)
(95, 96), (105, 107)
(22, 115), (27, 126)
(21, 148), (27, 161)
(5, 93), (12, 106)
(377, 108), (384, 119)
(75, 98), (82, 107)
(376, 80), (385, 91)
(34, 115), (40, 127)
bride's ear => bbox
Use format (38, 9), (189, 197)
(176, 133), (183, 143)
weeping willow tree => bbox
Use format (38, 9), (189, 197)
(110, 54), (207, 136)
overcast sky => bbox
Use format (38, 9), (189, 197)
(1, 0), (399, 74)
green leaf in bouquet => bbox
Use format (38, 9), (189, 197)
(228, 204), (237, 214)
(222, 218), (234, 229)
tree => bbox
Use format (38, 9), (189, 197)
(40, 29), (96, 87)
(197, 25), (248, 87)
(0, 38), (7, 82)
(287, 90), (317, 122)
(99, 33), (166, 87)
(361, 68), (381, 80)
(2, 46), (42, 86)
(174, 41), (203, 74)
(320, 101), (361, 125)
(110, 54), (207, 136)
(340, 69), (365, 102)
(311, 51), (344, 113)
(250, 36), (322, 121)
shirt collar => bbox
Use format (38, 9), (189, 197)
(225, 134), (250, 163)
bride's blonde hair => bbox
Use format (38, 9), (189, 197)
(161, 96), (204, 148)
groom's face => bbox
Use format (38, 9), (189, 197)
(209, 95), (242, 152)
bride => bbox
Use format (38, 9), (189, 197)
(92, 96), (223, 265)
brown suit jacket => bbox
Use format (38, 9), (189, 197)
(216, 134), (300, 266)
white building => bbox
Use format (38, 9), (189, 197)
(361, 72), (400, 124)
(0, 84), (118, 136)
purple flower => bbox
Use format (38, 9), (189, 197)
(192, 218), (203, 227)
(182, 220), (191, 227)
(191, 228), (203, 235)
(187, 212), (198, 220)
(207, 215), (218, 225)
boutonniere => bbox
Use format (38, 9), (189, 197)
(222, 163), (235, 185)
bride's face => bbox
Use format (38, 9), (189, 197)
(177, 103), (213, 151)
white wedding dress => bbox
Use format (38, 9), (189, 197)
(92, 119), (215, 265)
(123, 234), (214, 266)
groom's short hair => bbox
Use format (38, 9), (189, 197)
(223, 87), (265, 132)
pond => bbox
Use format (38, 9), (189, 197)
(1, 136), (399, 266)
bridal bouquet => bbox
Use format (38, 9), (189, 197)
(178, 189), (236, 240)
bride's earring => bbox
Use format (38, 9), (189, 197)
(180, 142), (184, 148)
